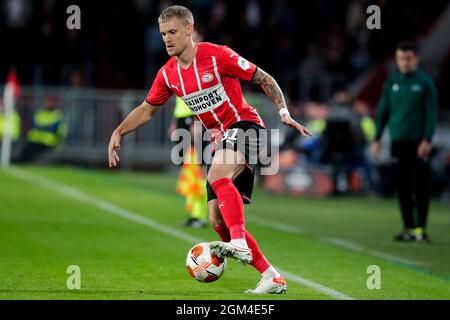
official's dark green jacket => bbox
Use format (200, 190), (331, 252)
(375, 69), (438, 142)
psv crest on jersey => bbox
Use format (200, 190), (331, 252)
(201, 72), (214, 83)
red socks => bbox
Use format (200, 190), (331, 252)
(214, 225), (231, 242)
(244, 230), (271, 273)
(211, 178), (245, 239)
(213, 224), (270, 273)
(211, 177), (270, 273)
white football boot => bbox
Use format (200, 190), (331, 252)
(245, 275), (288, 294)
(209, 241), (253, 264)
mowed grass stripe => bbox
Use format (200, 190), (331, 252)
(0, 169), (326, 300)
(3, 166), (449, 299)
(3, 166), (355, 300)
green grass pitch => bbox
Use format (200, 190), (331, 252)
(0, 165), (449, 300)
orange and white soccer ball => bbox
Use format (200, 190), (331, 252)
(186, 242), (227, 282)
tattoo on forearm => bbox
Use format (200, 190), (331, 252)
(252, 68), (287, 111)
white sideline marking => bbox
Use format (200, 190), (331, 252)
(321, 238), (427, 266)
(248, 215), (304, 234)
(7, 167), (200, 244)
(6, 166), (355, 300)
(278, 269), (353, 300)
(248, 216), (427, 266)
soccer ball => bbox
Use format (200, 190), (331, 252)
(186, 242), (227, 282)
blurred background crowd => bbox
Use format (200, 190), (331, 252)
(1, 0), (450, 201)
(2, 0), (449, 99)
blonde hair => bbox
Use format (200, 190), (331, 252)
(158, 5), (194, 25)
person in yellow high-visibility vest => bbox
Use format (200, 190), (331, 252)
(176, 144), (208, 228)
(171, 96), (208, 228)
(18, 96), (67, 162)
(168, 96), (195, 137)
(0, 97), (21, 142)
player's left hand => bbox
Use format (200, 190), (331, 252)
(280, 114), (312, 137)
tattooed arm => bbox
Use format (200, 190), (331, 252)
(252, 67), (312, 136)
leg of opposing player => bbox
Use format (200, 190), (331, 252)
(209, 199), (287, 294)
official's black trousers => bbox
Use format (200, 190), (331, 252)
(391, 141), (430, 229)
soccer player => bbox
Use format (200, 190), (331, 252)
(108, 5), (311, 294)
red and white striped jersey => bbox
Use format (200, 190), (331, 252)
(146, 42), (265, 134)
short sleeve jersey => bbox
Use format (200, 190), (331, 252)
(146, 42), (265, 133)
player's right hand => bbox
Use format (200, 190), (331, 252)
(108, 130), (121, 168)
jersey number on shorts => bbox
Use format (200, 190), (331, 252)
(221, 128), (238, 146)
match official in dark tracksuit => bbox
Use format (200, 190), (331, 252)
(371, 42), (438, 242)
